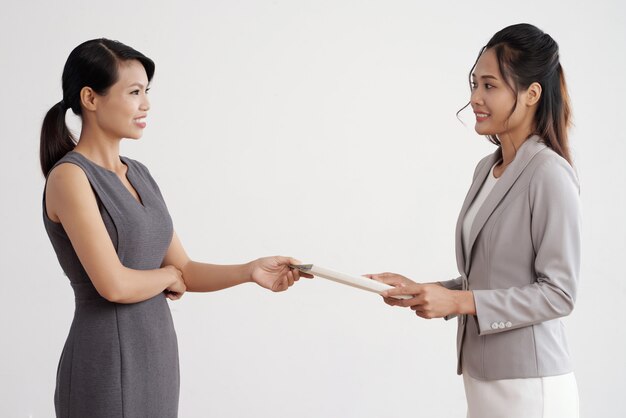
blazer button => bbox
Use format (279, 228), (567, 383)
(505, 321), (512, 328)
(498, 322), (505, 329)
(491, 322), (499, 330)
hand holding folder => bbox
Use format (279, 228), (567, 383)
(290, 264), (412, 300)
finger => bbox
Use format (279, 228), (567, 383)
(412, 305), (425, 313)
(293, 269), (301, 282)
(395, 296), (422, 308)
(381, 284), (423, 298)
(382, 296), (402, 307)
(366, 273), (386, 280)
(274, 277), (288, 292)
(286, 257), (302, 266)
(268, 256), (289, 270)
(289, 263), (313, 278)
(287, 271), (295, 287)
(410, 303), (427, 311)
(364, 274), (387, 283)
(413, 306), (433, 318)
(369, 273), (406, 287)
(415, 310), (432, 320)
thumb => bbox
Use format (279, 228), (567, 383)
(287, 257), (303, 266)
(367, 273), (407, 287)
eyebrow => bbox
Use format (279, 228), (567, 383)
(471, 73), (498, 81)
(127, 82), (149, 89)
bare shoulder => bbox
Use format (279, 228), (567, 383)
(46, 162), (97, 222)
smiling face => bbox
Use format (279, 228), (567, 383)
(470, 48), (537, 143)
(91, 59), (151, 140)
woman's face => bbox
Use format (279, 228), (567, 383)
(93, 59), (150, 140)
(470, 48), (531, 141)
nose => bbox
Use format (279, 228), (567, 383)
(470, 87), (484, 107)
(140, 93), (150, 112)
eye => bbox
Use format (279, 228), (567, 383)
(145, 88), (150, 94)
(131, 90), (140, 95)
(470, 81), (478, 89)
(485, 84), (494, 89)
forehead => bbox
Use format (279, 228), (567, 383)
(473, 48), (501, 78)
(114, 60), (149, 86)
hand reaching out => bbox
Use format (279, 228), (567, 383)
(250, 256), (313, 292)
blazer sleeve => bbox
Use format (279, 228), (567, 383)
(471, 157), (581, 336)
(439, 276), (463, 290)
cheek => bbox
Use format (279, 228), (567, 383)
(97, 103), (134, 132)
(112, 99), (136, 122)
(488, 95), (514, 120)
(104, 107), (126, 127)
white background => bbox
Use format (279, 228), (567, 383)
(1, 1), (625, 417)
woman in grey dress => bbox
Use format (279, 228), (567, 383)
(40, 39), (308, 418)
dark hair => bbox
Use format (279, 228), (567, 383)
(40, 38), (155, 176)
(459, 23), (572, 165)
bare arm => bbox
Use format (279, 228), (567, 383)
(46, 163), (185, 303)
(161, 231), (309, 292)
(160, 232), (251, 292)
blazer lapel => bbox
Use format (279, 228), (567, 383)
(464, 136), (547, 273)
(455, 150), (501, 276)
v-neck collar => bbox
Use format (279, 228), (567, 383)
(69, 151), (146, 209)
(455, 136), (547, 275)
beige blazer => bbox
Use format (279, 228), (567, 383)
(440, 136), (581, 380)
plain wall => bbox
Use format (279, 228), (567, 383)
(1, 1), (625, 417)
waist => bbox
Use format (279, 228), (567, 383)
(70, 281), (105, 301)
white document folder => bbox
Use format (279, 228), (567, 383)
(291, 264), (412, 300)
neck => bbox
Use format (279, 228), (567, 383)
(75, 123), (123, 171)
(497, 129), (534, 167)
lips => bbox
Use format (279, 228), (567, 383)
(133, 116), (147, 128)
(474, 111), (490, 122)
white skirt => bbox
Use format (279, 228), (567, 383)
(463, 372), (579, 418)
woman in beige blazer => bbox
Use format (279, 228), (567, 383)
(369, 24), (581, 417)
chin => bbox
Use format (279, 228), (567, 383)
(474, 124), (498, 137)
(125, 132), (143, 140)
(474, 126), (489, 136)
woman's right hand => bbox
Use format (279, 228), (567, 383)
(364, 272), (418, 307)
(163, 265), (186, 300)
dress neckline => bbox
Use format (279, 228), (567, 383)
(68, 151), (145, 208)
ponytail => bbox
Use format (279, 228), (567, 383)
(40, 100), (76, 176)
(535, 64), (572, 165)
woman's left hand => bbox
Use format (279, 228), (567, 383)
(250, 256), (313, 292)
(371, 273), (475, 319)
(385, 283), (462, 319)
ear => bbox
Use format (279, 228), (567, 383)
(525, 82), (542, 106)
(79, 87), (98, 112)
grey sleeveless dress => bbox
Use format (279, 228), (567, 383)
(43, 151), (179, 418)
